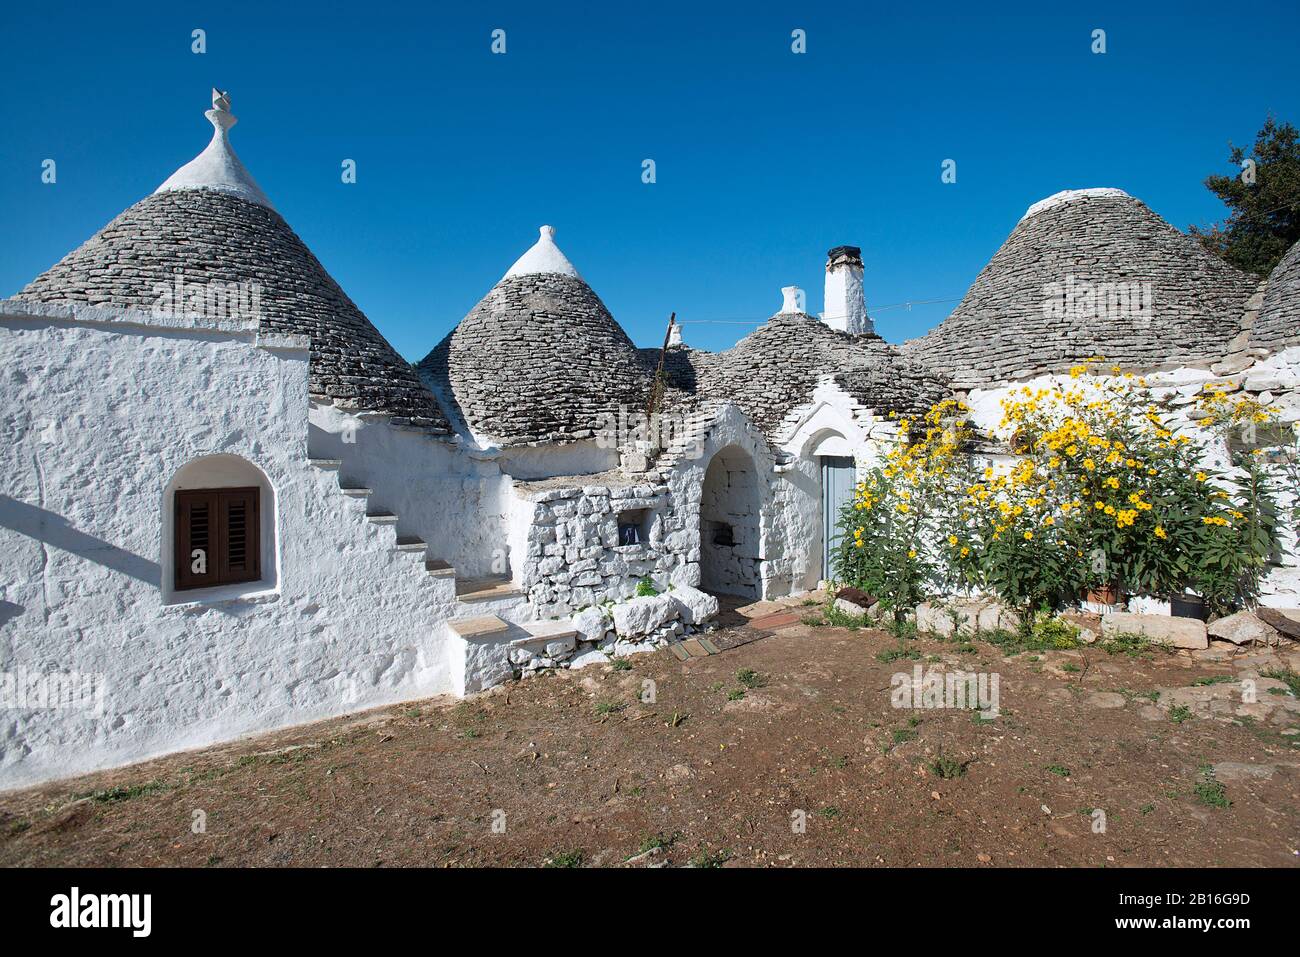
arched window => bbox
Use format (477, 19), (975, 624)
(164, 455), (277, 601)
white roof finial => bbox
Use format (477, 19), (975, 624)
(155, 88), (274, 209)
(503, 224), (582, 280)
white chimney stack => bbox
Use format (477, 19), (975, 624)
(822, 245), (871, 335)
(780, 285), (806, 314)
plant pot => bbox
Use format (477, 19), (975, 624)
(1086, 583), (1121, 605)
(1169, 593), (1208, 620)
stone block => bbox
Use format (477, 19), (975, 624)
(1101, 611), (1208, 649)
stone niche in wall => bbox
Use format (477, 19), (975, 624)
(518, 478), (697, 618)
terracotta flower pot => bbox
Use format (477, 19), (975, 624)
(1086, 583), (1121, 605)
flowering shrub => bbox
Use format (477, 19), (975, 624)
(834, 362), (1282, 624)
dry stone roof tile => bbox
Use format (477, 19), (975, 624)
(903, 190), (1260, 387)
(16, 189), (450, 431)
(419, 272), (654, 446)
(1255, 239), (1300, 350)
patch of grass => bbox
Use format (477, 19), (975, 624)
(1098, 632), (1157, 657)
(818, 806), (841, 818)
(635, 578), (659, 597)
(1262, 667), (1300, 697)
(1046, 764), (1071, 778)
(877, 646), (921, 663)
(955, 643), (978, 654)
(611, 659), (633, 672)
(827, 754), (849, 769)
(726, 688), (745, 701)
(801, 614), (828, 627)
(735, 668), (767, 689)
(76, 781), (170, 804)
(823, 605), (869, 630)
(1169, 704), (1194, 724)
(1191, 675), (1235, 687)
(689, 848), (731, 868)
(929, 755), (969, 779)
(544, 849), (585, 868)
(801, 598), (819, 607)
(892, 728), (917, 745)
(594, 701), (626, 716)
(1060, 662), (1081, 674)
(1139, 803), (1156, 815)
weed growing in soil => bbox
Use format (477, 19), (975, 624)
(544, 849), (585, 868)
(1169, 705), (1194, 724)
(929, 755), (968, 779)
(878, 646), (921, 663)
(1191, 675), (1235, 687)
(1195, 766), (1231, 808)
(736, 668), (767, 689)
(638, 832), (679, 854)
(1046, 764), (1071, 777)
(689, 848), (731, 868)
(611, 659), (632, 672)
(594, 701), (625, 716)
(727, 689), (745, 701)
(1262, 667), (1300, 697)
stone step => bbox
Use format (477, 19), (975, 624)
(447, 615), (511, 639)
(365, 511), (399, 525)
(308, 458), (342, 469)
(455, 576), (524, 603)
(340, 487), (373, 498)
(395, 536), (426, 553)
(425, 558), (456, 578)
(513, 619), (579, 646)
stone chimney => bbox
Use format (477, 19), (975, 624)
(780, 285), (806, 314)
(822, 245), (871, 334)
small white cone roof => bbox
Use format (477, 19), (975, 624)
(155, 89), (273, 209)
(503, 225), (582, 280)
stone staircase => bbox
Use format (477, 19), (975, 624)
(308, 456), (561, 697)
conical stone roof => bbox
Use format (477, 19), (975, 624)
(15, 91), (449, 432)
(1254, 239), (1300, 350)
(904, 189), (1260, 387)
(679, 295), (947, 440)
(418, 226), (654, 446)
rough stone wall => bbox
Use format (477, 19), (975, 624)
(1255, 240), (1300, 350)
(419, 273), (654, 447)
(0, 301), (464, 790)
(904, 192), (1260, 388)
(14, 189), (448, 431)
(516, 480), (691, 618)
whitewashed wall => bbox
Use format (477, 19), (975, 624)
(0, 301), (465, 790)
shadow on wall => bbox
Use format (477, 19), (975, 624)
(0, 494), (161, 585)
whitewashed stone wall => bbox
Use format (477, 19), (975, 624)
(0, 301), (467, 790)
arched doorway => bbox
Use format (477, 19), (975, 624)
(699, 445), (761, 598)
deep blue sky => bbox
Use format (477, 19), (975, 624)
(2, 1), (1297, 358)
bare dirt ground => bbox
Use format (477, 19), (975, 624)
(2, 597), (1299, 868)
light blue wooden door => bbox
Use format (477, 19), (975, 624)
(821, 455), (856, 582)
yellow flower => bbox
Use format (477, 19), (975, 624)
(1195, 472), (1206, 482)
(948, 535), (958, 546)
(960, 547), (970, 557)
(1154, 526), (1167, 539)
(907, 549), (917, 559)
(1023, 531), (1034, 540)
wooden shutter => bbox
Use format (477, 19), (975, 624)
(218, 488), (260, 584)
(176, 490), (219, 590)
(174, 487), (261, 591)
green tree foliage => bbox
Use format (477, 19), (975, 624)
(1189, 116), (1300, 276)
